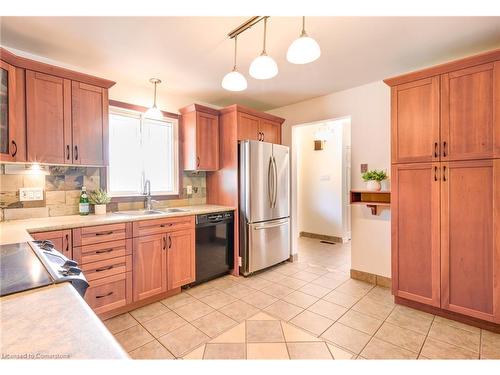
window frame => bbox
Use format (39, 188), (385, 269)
(107, 101), (181, 200)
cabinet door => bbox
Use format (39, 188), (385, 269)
(391, 77), (440, 164)
(259, 119), (281, 144)
(238, 113), (260, 141)
(441, 62), (498, 161)
(440, 159), (499, 322)
(391, 163), (441, 307)
(31, 230), (73, 259)
(72, 82), (107, 166)
(133, 233), (167, 301)
(0, 61), (26, 162)
(196, 112), (219, 170)
(167, 229), (195, 289)
(26, 71), (71, 164)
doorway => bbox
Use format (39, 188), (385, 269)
(291, 117), (351, 265)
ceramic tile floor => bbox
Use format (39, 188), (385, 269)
(105, 238), (500, 360)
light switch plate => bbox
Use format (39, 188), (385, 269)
(19, 187), (44, 201)
(186, 185), (193, 195)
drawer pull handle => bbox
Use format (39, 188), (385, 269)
(95, 248), (113, 254)
(96, 291), (113, 299)
(95, 231), (113, 236)
(95, 265), (113, 272)
(160, 223), (173, 228)
(443, 141), (447, 157)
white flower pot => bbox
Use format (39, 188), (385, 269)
(94, 204), (107, 215)
(366, 180), (382, 191)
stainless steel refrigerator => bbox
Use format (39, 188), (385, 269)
(239, 140), (290, 275)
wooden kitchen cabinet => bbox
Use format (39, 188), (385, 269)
(391, 76), (440, 164)
(440, 159), (499, 323)
(238, 112), (261, 141)
(259, 119), (281, 144)
(180, 104), (219, 171)
(31, 229), (73, 259)
(132, 233), (168, 301)
(391, 163), (441, 308)
(72, 82), (108, 166)
(441, 62), (499, 161)
(167, 228), (195, 289)
(0, 60), (26, 162)
(26, 70), (72, 164)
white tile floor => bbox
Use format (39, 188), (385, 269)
(105, 238), (500, 359)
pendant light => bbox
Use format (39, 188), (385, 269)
(221, 36), (248, 91)
(287, 16), (321, 64)
(145, 78), (163, 119)
(249, 17), (278, 80)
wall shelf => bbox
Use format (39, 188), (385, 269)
(350, 190), (391, 215)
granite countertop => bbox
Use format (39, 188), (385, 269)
(0, 283), (128, 359)
(0, 204), (235, 245)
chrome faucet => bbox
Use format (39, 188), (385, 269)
(143, 179), (155, 211)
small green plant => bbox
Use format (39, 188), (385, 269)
(362, 169), (388, 182)
(88, 188), (111, 205)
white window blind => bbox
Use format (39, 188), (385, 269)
(108, 107), (178, 197)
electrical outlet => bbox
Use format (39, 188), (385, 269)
(361, 164), (368, 173)
(19, 187), (44, 201)
(186, 185), (193, 195)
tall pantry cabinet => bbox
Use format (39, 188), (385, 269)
(385, 49), (500, 326)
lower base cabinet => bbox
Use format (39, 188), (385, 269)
(85, 272), (132, 315)
(392, 160), (500, 324)
(31, 229), (72, 259)
(132, 217), (196, 302)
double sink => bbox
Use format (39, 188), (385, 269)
(113, 208), (190, 216)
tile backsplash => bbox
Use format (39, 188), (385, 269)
(0, 165), (206, 221)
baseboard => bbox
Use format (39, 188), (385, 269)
(350, 268), (391, 288)
(300, 231), (348, 243)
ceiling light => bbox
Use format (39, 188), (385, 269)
(222, 36), (248, 91)
(287, 17), (321, 64)
(145, 78), (163, 119)
(249, 17), (278, 80)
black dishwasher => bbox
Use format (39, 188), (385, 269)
(194, 211), (234, 284)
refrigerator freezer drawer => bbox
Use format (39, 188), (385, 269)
(246, 218), (290, 274)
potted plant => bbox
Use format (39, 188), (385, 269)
(88, 188), (111, 215)
(362, 169), (388, 191)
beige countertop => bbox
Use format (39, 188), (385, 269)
(0, 204), (235, 245)
(0, 283), (128, 359)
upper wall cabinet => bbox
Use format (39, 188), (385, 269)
(1, 47), (115, 166)
(180, 104), (219, 171)
(441, 62), (499, 161)
(391, 76), (440, 164)
(0, 60), (26, 162)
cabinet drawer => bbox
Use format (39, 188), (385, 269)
(132, 216), (194, 237)
(85, 272), (132, 315)
(81, 255), (132, 282)
(73, 239), (132, 264)
(73, 223), (131, 246)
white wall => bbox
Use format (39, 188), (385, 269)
(3, 46), (215, 114)
(269, 81), (391, 278)
(295, 119), (350, 240)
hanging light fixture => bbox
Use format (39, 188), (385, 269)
(249, 17), (278, 80)
(287, 16), (321, 64)
(145, 78), (163, 119)
(222, 36), (248, 91)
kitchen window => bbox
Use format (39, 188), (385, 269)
(108, 107), (179, 197)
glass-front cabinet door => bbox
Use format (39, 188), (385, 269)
(0, 60), (25, 162)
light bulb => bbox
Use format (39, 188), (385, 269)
(287, 35), (321, 64)
(249, 53), (278, 80)
(221, 69), (248, 91)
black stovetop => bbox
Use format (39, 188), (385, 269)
(0, 242), (54, 297)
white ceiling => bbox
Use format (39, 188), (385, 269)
(1, 16), (499, 110)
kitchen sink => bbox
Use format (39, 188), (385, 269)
(113, 209), (164, 216)
(161, 208), (189, 213)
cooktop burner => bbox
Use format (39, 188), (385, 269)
(0, 242), (54, 296)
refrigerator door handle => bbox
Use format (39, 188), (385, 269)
(272, 156), (278, 208)
(268, 156), (274, 208)
(253, 219), (289, 230)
